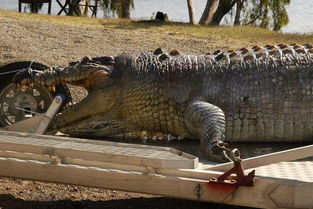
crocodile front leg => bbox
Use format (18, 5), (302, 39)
(184, 101), (231, 162)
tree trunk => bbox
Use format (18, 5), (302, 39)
(199, 0), (220, 25)
(186, 0), (196, 24)
(210, 0), (237, 26)
(80, 0), (89, 16)
(234, 0), (243, 25)
(121, 0), (131, 18)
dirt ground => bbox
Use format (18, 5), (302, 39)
(0, 14), (222, 67)
(2, 177), (240, 209)
(0, 11), (269, 209)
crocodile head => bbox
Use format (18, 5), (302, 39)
(13, 55), (115, 91)
(65, 56), (115, 90)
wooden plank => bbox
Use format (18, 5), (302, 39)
(0, 131), (198, 169)
(0, 156), (312, 209)
(0, 149), (219, 180)
(0, 131), (185, 152)
(0, 149), (224, 180)
(206, 144), (313, 172)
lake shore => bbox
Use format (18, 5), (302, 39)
(2, 0), (313, 34)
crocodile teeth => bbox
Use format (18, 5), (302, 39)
(66, 102), (73, 107)
(51, 85), (56, 92)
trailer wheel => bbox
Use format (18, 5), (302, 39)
(0, 61), (72, 127)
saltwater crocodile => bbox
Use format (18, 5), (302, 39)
(13, 44), (313, 162)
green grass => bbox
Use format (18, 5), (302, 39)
(1, 9), (312, 49)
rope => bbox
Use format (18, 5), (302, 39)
(0, 59), (35, 76)
(28, 59), (35, 68)
(10, 106), (40, 116)
(0, 69), (23, 76)
(0, 104), (41, 116)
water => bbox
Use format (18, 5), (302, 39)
(1, 0), (313, 34)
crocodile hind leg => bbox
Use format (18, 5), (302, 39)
(184, 101), (231, 162)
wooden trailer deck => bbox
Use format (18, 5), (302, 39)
(0, 131), (312, 209)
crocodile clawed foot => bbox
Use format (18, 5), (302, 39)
(207, 149), (232, 163)
(204, 141), (232, 163)
(208, 151), (231, 163)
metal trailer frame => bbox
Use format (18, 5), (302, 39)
(0, 96), (312, 209)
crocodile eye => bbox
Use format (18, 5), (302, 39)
(82, 56), (92, 62)
(91, 56), (115, 66)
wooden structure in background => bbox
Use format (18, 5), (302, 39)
(18, 0), (52, 14)
(56, 0), (99, 17)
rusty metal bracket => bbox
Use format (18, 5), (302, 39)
(209, 150), (255, 186)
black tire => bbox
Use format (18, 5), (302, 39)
(0, 61), (72, 126)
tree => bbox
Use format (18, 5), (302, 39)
(210, 0), (239, 25)
(186, 0), (196, 24)
(101, 0), (134, 18)
(242, 0), (290, 31)
(199, 0), (220, 25)
(234, 0), (244, 25)
(199, 0), (290, 31)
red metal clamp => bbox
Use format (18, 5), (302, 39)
(209, 149), (255, 186)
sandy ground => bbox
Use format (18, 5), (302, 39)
(0, 16), (222, 67)
(0, 13), (255, 209)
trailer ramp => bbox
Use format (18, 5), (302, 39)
(0, 131), (312, 209)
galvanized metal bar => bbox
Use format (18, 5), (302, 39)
(207, 144), (313, 172)
(35, 95), (63, 134)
